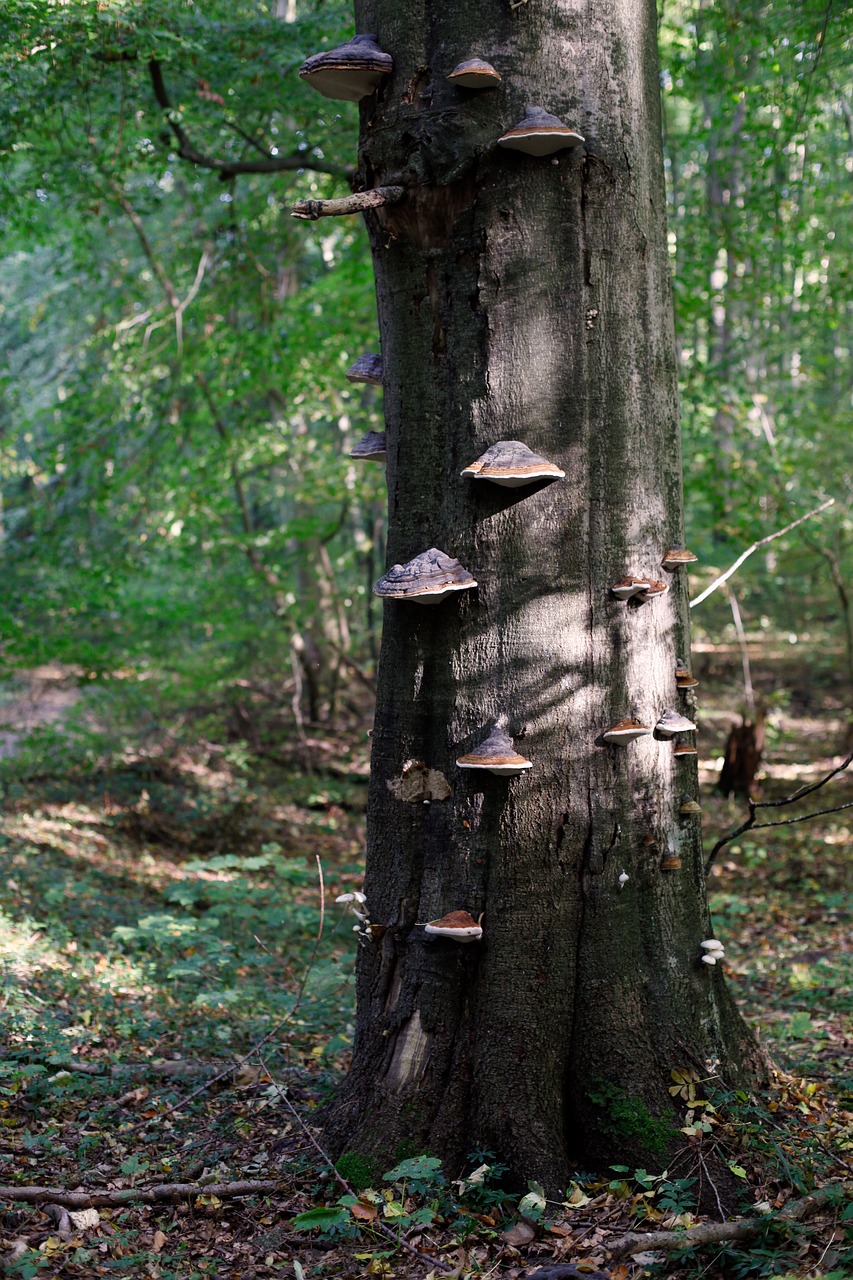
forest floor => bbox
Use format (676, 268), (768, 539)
(0, 644), (850, 1280)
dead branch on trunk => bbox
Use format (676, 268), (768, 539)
(291, 187), (405, 220)
(606, 1180), (852, 1259)
(0, 1181), (277, 1209)
(706, 750), (853, 873)
(689, 498), (835, 609)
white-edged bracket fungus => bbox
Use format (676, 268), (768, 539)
(461, 440), (565, 488)
(637, 579), (669, 601)
(662, 546), (699, 571)
(610, 577), (649, 601)
(447, 58), (501, 89)
(424, 910), (483, 942)
(350, 430), (387, 462)
(602, 718), (652, 744)
(456, 723), (532, 777)
(498, 107), (585, 157)
(679, 794), (702, 815)
(298, 34), (393, 102)
(656, 708), (698, 738)
(674, 741), (698, 759)
(346, 353), (383, 385)
(675, 658), (699, 688)
(373, 548), (477, 603)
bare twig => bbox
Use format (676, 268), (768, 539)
(725, 585), (755, 715)
(706, 751), (853, 873)
(689, 499), (835, 609)
(0, 1182), (276, 1209)
(255, 1053), (454, 1274)
(291, 187), (405, 220)
(148, 59), (354, 181)
(606, 1180), (852, 1259)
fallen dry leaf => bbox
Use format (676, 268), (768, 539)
(152, 1229), (167, 1253)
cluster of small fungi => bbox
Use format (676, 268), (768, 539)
(299, 35), (717, 964)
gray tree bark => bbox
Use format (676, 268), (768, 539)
(323, 0), (763, 1191)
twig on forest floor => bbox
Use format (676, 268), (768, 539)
(121, 856), (327, 1141)
(606, 1180), (853, 1258)
(254, 1052), (455, 1274)
(291, 186), (404, 220)
(0, 1181), (278, 1209)
(705, 751), (853, 873)
(689, 498), (835, 609)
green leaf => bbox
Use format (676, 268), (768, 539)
(290, 1207), (351, 1231)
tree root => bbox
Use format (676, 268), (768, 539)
(606, 1181), (852, 1259)
(0, 1180), (278, 1209)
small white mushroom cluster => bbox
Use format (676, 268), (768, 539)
(700, 938), (725, 966)
(336, 890), (374, 945)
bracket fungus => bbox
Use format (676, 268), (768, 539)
(461, 441), (565, 488)
(424, 910), (483, 942)
(655, 708), (698, 738)
(675, 658), (699, 688)
(602, 718), (652, 744)
(298, 34), (393, 102)
(447, 58), (501, 89)
(679, 794), (702, 815)
(373, 548), (477, 604)
(660, 850), (682, 871)
(674, 741), (698, 758)
(498, 107), (585, 157)
(610, 577), (649, 601)
(636, 579), (669, 601)
(661, 546), (699, 571)
(456, 723), (532, 777)
(350, 430), (387, 462)
(346, 353), (383, 385)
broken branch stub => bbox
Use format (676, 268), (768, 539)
(291, 186), (405, 221)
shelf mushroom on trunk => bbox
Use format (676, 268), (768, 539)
(346, 353), (384, 385)
(447, 58), (501, 89)
(373, 548), (477, 604)
(424, 910), (483, 942)
(298, 34), (393, 102)
(461, 441), (565, 488)
(655, 708), (698, 738)
(456, 722), (533, 777)
(350, 430), (387, 462)
(498, 106), (585, 156)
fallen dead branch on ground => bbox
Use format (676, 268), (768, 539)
(0, 1180), (278, 1209)
(606, 1180), (852, 1259)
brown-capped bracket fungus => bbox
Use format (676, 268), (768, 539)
(610, 577), (650, 601)
(373, 548), (477, 604)
(423, 910), (483, 942)
(446, 58), (501, 90)
(674, 741), (699, 760)
(350, 430), (387, 462)
(655, 708), (698, 739)
(661, 545), (699, 572)
(675, 657), (699, 689)
(679, 794), (702, 816)
(298, 34), (393, 102)
(601, 718), (653, 745)
(345, 353), (383, 385)
(497, 106), (585, 157)
(456, 722), (532, 777)
(660, 850), (682, 871)
(461, 441), (566, 489)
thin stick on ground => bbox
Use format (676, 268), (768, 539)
(124, 856), (327, 1141)
(606, 1180), (853, 1259)
(689, 498), (835, 609)
(255, 1052), (455, 1274)
(706, 751), (853, 873)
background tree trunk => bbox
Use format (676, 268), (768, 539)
(325, 0), (763, 1191)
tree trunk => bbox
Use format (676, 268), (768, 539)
(324, 0), (763, 1191)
